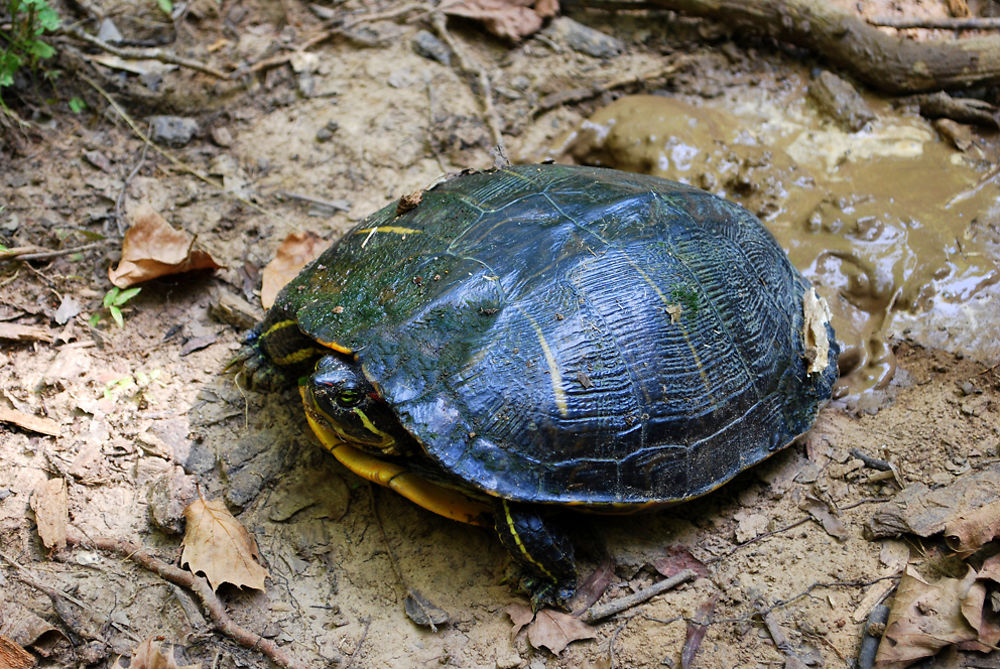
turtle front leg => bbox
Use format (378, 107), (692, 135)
(494, 500), (577, 609)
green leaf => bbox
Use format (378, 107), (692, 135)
(35, 5), (61, 32)
(157, 0), (173, 15)
(88, 312), (102, 327)
(103, 287), (120, 308)
(110, 305), (124, 328)
(113, 286), (141, 305)
(27, 40), (55, 60)
(68, 96), (85, 113)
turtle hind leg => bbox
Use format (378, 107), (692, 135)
(494, 500), (577, 609)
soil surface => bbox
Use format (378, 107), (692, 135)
(1, 1), (999, 668)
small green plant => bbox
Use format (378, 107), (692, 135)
(1, 0), (61, 104)
(156, 0), (172, 15)
(90, 286), (142, 328)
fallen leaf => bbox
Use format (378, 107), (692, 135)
(682, 594), (719, 669)
(0, 634), (35, 669)
(570, 555), (615, 614)
(181, 498), (268, 591)
(526, 608), (596, 655)
(113, 638), (200, 669)
(962, 554), (1000, 648)
(108, 204), (221, 288)
(875, 566), (979, 668)
(0, 406), (60, 437)
(869, 465), (1000, 542)
(260, 231), (326, 309)
(506, 602), (535, 638)
(30, 478), (67, 551)
(441, 0), (558, 41)
(404, 589), (450, 630)
(944, 499), (1000, 553)
(653, 546), (709, 580)
(800, 494), (849, 541)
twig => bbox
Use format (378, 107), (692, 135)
(583, 568), (696, 622)
(64, 534), (310, 669)
(62, 25), (229, 79)
(0, 241), (111, 263)
(430, 12), (504, 149)
(342, 617), (372, 669)
(608, 616), (631, 668)
(869, 16), (1000, 30)
(849, 448), (893, 471)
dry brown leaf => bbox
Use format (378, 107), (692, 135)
(800, 494), (849, 541)
(944, 499), (1000, 553)
(113, 638), (201, 669)
(874, 566), (979, 668)
(869, 465), (1000, 541)
(0, 406), (60, 437)
(260, 231), (325, 309)
(682, 594), (719, 669)
(526, 608), (596, 655)
(181, 498), (268, 591)
(653, 546), (710, 580)
(506, 602), (535, 638)
(441, 0), (558, 40)
(30, 478), (67, 551)
(0, 634), (35, 669)
(961, 554), (1000, 648)
(108, 204), (221, 288)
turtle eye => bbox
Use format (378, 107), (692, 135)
(336, 388), (363, 407)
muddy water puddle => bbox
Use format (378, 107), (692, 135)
(548, 90), (999, 409)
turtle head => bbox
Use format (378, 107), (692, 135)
(304, 354), (405, 455)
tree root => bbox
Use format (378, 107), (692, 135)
(598, 0), (1000, 93)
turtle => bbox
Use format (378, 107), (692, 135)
(238, 163), (839, 606)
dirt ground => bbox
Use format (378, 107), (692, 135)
(2, 1), (1000, 668)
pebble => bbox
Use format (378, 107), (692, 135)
(807, 70), (875, 132)
(413, 30), (451, 65)
(316, 120), (339, 142)
(543, 17), (623, 59)
(148, 115), (200, 147)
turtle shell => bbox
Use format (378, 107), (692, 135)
(270, 164), (838, 507)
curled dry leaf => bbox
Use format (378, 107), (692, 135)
(526, 608), (596, 655)
(180, 498), (268, 591)
(30, 478), (67, 551)
(113, 638), (201, 669)
(260, 231), (326, 309)
(404, 589), (450, 630)
(441, 0), (558, 41)
(875, 566), (979, 668)
(108, 204), (221, 288)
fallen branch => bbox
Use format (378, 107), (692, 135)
(617, 0), (1000, 93)
(65, 534), (310, 669)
